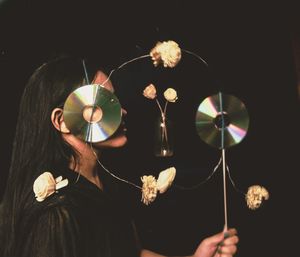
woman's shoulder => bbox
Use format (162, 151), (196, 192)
(29, 168), (110, 221)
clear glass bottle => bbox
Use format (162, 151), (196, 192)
(154, 114), (174, 157)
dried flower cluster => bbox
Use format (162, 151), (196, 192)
(150, 40), (182, 68)
(141, 167), (176, 205)
(141, 175), (158, 205)
(245, 185), (269, 210)
(33, 172), (69, 202)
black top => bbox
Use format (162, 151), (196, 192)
(11, 169), (140, 257)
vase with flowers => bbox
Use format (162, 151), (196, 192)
(143, 84), (178, 157)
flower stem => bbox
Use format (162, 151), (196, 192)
(156, 99), (171, 155)
(155, 99), (164, 117)
(163, 101), (169, 143)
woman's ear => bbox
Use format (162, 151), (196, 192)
(51, 108), (70, 133)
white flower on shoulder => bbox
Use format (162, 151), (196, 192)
(143, 83), (157, 99)
(141, 167), (176, 205)
(141, 175), (157, 205)
(150, 40), (181, 68)
(157, 167), (176, 193)
(245, 185), (269, 210)
(163, 88), (178, 103)
(33, 172), (69, 202)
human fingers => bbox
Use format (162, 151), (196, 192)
(218, 244), (237, 255)
(223, 228), (237, 239)
(205, 228), (237, 247)
(222, 235), (239, 246)
(204, 231), (225, 247)
(215, 230), (238, 257)
(215, 253), (235, 257)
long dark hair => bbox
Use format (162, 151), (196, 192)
(0, 56), (99, 256)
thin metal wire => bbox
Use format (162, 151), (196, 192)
(90, 144), (142, 190)
(75, 59), (91, 183)
(174, 155), (222, 190)
(182, 49), (209, 67)
(101, 54), (150, 87)
(74, 55), (153, 188)
(82, 59), (90, 84)
(72, 46), (211, 189)
(219, 92), (225, 149)
(226, 164), (246, 195)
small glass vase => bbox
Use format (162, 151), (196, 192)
(154, 114), (174, 157)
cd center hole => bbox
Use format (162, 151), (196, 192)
(214, 112), (231, 129)
(82, 106), (103, 123)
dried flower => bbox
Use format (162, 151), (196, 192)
(150, 40), (181, 68)
(164, 88), (178, 103)
(143, 84), (157, 99)
(156, 167), (176, 193)
(33, 172), (69, 202)
(245, 185), (269, 210)
(143, 84), (178, 157)
(141, 175), (158, 205)
(141, 167), (176, 205)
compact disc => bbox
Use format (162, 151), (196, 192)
(63, 84), (122, 143)
(195, 93), (249, 149)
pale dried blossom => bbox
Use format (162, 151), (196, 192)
(141, 175), (158, 205)
(245, 185), (269, 210)
(141, 167), (176, 205)
(33, 172), (69, 202)
(156, 167), (176, 193)
(150, 40), (182, 68)
(143, 84), (157, 99)
(163, 88), (178, 103)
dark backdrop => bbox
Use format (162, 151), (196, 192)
(1, 1), (299, 257)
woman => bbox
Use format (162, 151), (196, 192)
(0, 56), (238, 257)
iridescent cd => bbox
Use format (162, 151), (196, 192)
(195, 93), (249, 149)
(63, 84), (122, 143)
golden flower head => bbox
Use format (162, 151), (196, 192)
(163, 88), (178, 103)
(33, 171), (69, 202)
(150, 40), (182, 68)
(141, 175), (157, 205)
(245, 185), (269, 210)
(143, 84), (157, 99)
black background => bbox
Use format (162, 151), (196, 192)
(1, 1), (299, 256)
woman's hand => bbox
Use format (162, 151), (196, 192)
(193, 228), (239, 257)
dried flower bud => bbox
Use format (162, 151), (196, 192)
(164, 88), (178, 103)
(150, 40), (181, 68)
(33, 171), (69, 202)
(33, 172), (56, 202)
(143, 84), (157, 99)
(141, 175), (157, 205)
(246, 185), (269, 210)
(157, 167), (176, 193)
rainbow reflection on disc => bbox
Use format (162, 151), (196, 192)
(63, 84), (122, 143)
(195, 93), (249, 149)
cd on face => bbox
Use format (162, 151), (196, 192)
(195, 93), (249, 149)
(63, 84), (122, 143)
